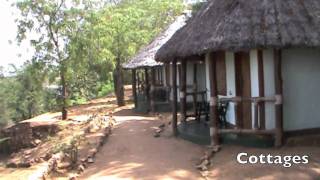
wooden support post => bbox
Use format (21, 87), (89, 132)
(193, 63), (198, 120)
(208, 53), (219, 145)
(180, 61), (187, 122)
(274, 49), (284, 147)
(132, 69), (138, 109)
(145, 68), (150, 112)
(150, 68), (156, 113)
(253, 101), (259, 130)
(258, 50), (266, 129)
(172, 60), (178, 136)
(137, 71), (141, 92)
(234, 102), (240, 129)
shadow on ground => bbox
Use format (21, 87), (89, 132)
(80, 107), (320, 180)
(80, 108), (204, 180)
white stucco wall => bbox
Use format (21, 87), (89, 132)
(203, 48), (320, 131)
(205, 50), (276, 128)
(225, 52), (236, 125)
(263, 49), (276, 130)
(282, 48), (320, 131)
(250, 50), (260, 98)
(250, 50), (260, 127)
(205, 52), (236, 125)
(205, 54), (211, 101)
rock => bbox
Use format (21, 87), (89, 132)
(6, 162), (17, 168)
(10, 153), (17, 158)
(158, 123), (165, 128)
(34, 158), (42, 163)
(89, 148), (98, 155)
(18, 162), (31, 168)
(154, 132), (160, 138)
(56, 168), (68, 174)
(195, 159), (210, 171)
(87, 157), (94, 163)
(98, 138), (105, 146)
(41, 153), (52, 161)
(69, 175), (78, 180)
(84, 127), (90, 133)
(77, 164), (85, 173)
(156, 129), (163, 134)
(88, 148), (98, 157)
(200, 171), (210, 179)
(34, 139), (42, 145)
(29, 159), (35, 164)
(200, 153), (209, 161)
(23, 149), (32, 156)
(58, 162), (71, 169)
(104, 127), (111, 135)
(23, 155), (31, 159)
(210, 145), (221, 153)
(80, 158), (87, 163)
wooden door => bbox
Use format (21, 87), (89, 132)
(235, 52), (252, 129)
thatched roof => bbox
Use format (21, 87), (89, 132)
(156, 0), (320, 62)
(123, 14), (189, 69)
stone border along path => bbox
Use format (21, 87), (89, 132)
(28, 113), (115, 180)
(79, 109), (204, 180)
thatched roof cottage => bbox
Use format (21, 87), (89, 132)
(156, 0), (320, 146)
(122, 15), (191, 113)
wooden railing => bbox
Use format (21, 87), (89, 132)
(217, 96), (279, 135)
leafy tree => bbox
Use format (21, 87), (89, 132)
(15, 0), (96, 119)
(92, 0), (184, 105)
(10, 0), (184, 125)
(0, 62), (46, 123)
(0, 66), (4, 78)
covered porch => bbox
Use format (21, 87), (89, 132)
(131, 66), (171, 113)
(155, 0), (320, 148)
(122, 14), (189, 113)
(170, 50), (284, 147)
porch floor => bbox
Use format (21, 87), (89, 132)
(177, 121), (274, 148)
(178, 120), (211, 145)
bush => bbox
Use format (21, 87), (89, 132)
(98, 83), (114, 97)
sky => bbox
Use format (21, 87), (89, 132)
(0, 0), (33, 72)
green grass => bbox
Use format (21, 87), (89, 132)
(98, 83), (114, 97)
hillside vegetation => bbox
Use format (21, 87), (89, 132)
(0, 0), (184, 127)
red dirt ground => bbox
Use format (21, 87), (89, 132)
(1, 86), (319, 179)
(80, 107), (204, 180)
(80, 106), (320, 180)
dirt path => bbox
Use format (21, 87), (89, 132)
(2, 85), (318, 179)
(79, 105), (320, 180)
(80, 107), (204, 180)
(207, 145), (320, 179)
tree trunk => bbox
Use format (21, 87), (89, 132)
(27, 103), (33, 119)
(61, 67), (68, 120)
(113, 58), (125, 106)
